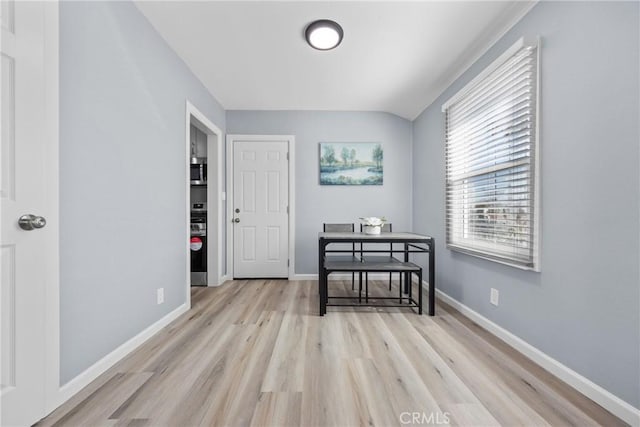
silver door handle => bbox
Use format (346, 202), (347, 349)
(18, 214), (47, 231)
(233, 218), (240, 223)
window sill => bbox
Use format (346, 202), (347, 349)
(447, 244), (540, 272)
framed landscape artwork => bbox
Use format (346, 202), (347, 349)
(319, 142), (383, 185)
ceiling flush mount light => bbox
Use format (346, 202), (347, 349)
(305, 19), (343, 50)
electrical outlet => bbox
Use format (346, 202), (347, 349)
(157, 288), (164, 305)
(490, 288), (499, 306)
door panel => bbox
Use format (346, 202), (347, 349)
(266, 171), (280, 213)
(1, 53), (14, 200)
(1, 0), (14, 32)
(241, 170), (256, 212)
(1, 1), (52, 424)
(233, 140), (289, 278)
(1, 245), (15, 390)
(266, 227), (280, 261)
(241, 227), (256, 261)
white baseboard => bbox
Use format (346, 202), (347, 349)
(292, 274), (317, 281)
(51, 303), (189, 412)
(434, 287), (640, 426)
(209, 275), (229, 287)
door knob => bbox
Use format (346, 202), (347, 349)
(233, 218), (240, 223)
(18, 214), (47, 231)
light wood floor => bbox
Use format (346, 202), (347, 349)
(37, 280), (625, 427)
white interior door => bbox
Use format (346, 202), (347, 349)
(1, 1), (56, 425)
(232, 139), (289, 278)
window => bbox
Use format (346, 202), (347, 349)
(443, 38), (540, 270)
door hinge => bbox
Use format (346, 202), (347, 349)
(286, 205), (289, 214)
(287, 259), (290, 267)
(286, 152), (289, 161)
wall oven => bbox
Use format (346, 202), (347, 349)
(190, 157), (207, 185)
(190, 212), (207, 286)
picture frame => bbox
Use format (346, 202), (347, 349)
(319, 142), (383, 185)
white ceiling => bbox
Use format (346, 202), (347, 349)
(135, 1), (535, 120)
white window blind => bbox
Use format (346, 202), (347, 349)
(443, 38), (540, 270)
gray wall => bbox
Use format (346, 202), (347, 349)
(226, 111), (413, 274)
(412, 1), (639, 407)
(60, 1), (226, 384)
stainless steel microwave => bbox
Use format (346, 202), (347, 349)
(190, 157), (207, 185)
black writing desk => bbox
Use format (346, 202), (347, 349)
(318, 232), (435, 316)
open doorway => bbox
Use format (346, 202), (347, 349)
(185, 102), (224, 303)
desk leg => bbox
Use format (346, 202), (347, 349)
(322, 268), (328, 315)
(318, 239), (326, 316)
(429, 239), (435, 316)
(365, 274), (369, 303)
(404, 243), (410, 295)
(418, 270), (423, 315)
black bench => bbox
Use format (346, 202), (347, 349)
(323, 259), (423, 314)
